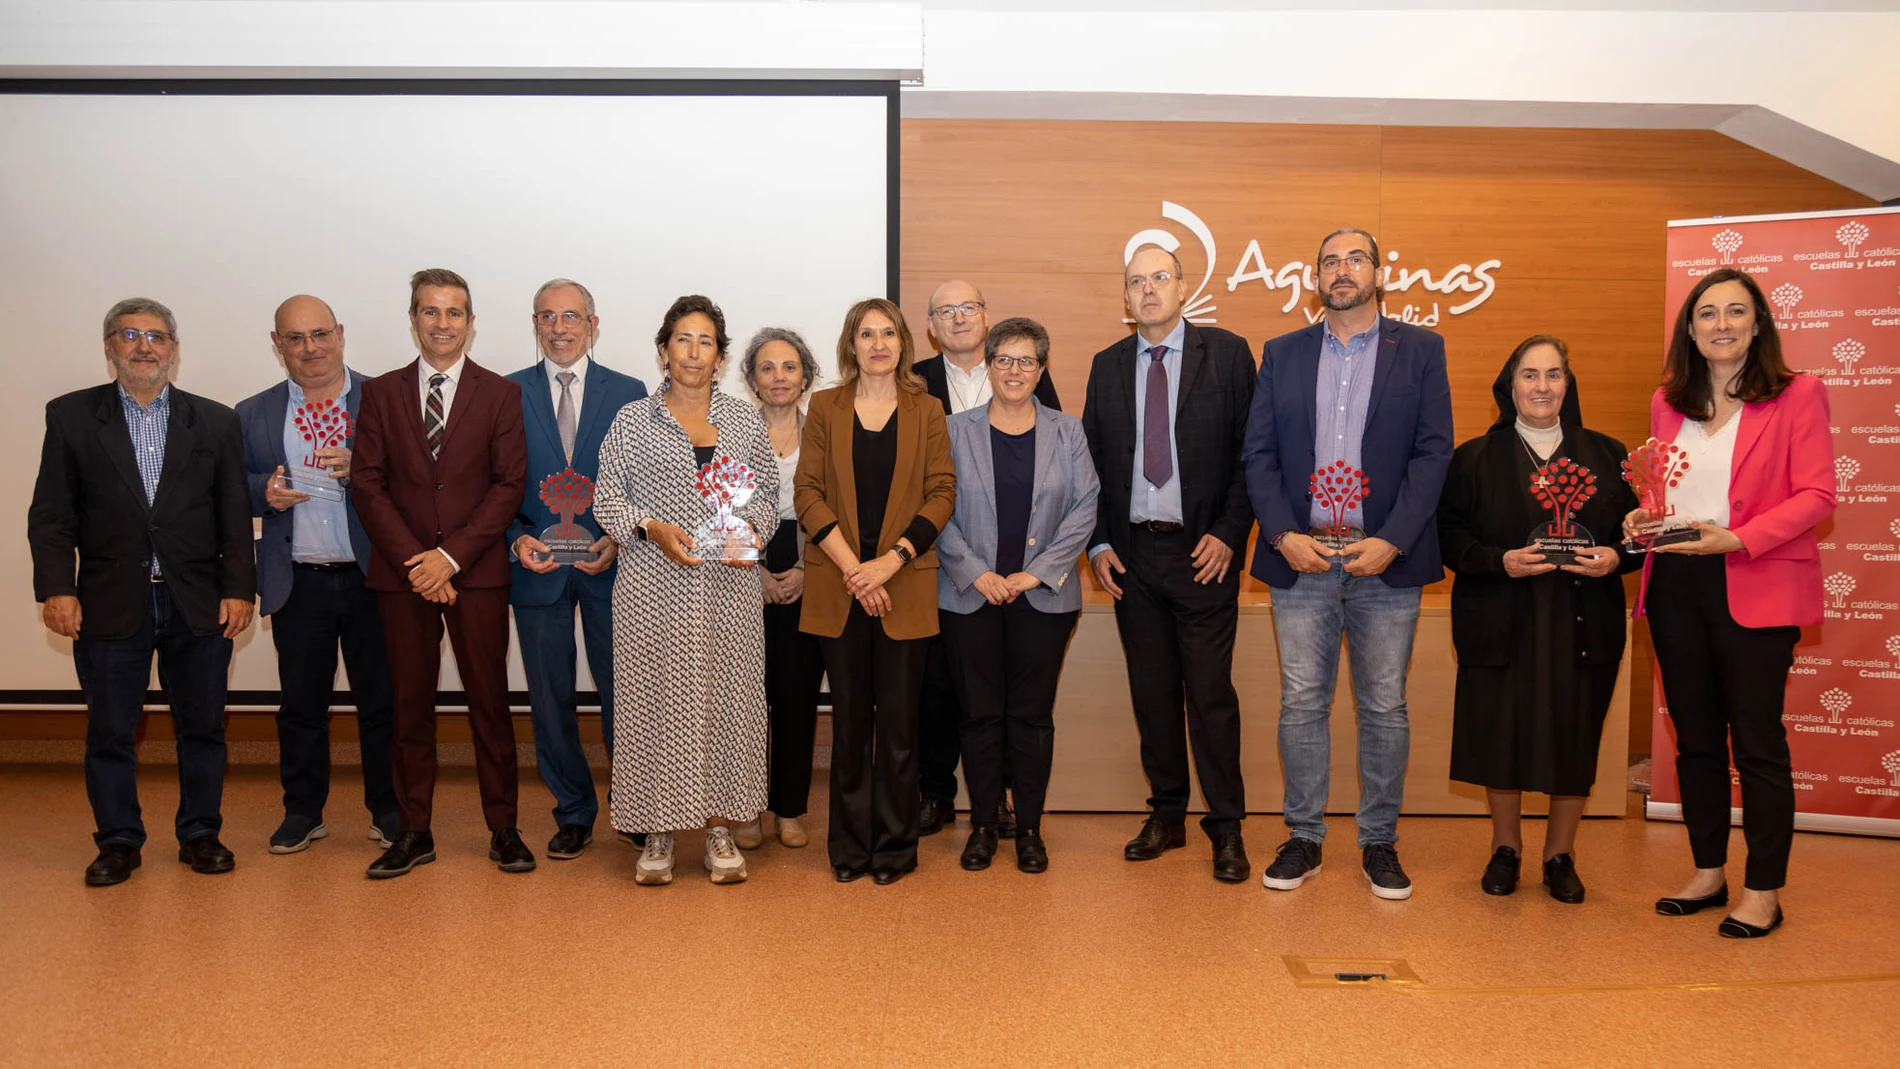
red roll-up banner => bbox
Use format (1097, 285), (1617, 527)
(1652, 206), (1900, 836)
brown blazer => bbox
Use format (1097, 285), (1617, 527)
(795, 382), (955, 641)
(352, 357), (527, 591)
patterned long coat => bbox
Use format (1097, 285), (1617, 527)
(594, 383), (779, 833)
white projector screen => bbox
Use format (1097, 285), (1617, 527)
(1, 83), (892, 703)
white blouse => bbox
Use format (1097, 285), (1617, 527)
(776, 447), (799, 521)
(1670, 414), (1738, 527)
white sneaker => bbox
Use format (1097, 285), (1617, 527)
(635, 832), (675, 885)
(703, 826), (748, 884)
(733, 817), (764, 850)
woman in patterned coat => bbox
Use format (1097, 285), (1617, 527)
(594, 295), (779, 886)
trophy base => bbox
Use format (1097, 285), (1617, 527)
(1313, 532), (1359, 552)
(1622, 527), (1701, 554)
(1528, 523), (1593, 569)
(693, 517), (759, 563)
(535, 526), (599, 566)
(275, 475), (343, 502)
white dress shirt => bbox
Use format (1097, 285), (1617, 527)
(942, 355), (991, 414)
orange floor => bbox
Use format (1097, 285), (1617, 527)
(3, 762), (1897, 1067)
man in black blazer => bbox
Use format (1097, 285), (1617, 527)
(29, 298), (257, 886)
(911, 280), (1064, 838)
(1082, 247), (1256, 883)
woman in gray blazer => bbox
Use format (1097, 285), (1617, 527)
(936, 318), (1099, 873)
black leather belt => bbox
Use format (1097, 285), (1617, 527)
(293, 561), (356, 572)
(1136, 520), (1184, 534)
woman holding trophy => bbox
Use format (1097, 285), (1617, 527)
(1627, 268), (1834, 939)
(1437, 336), (1639, 903)
(795, 298), (956, 886)
(594, 295), (778, 887)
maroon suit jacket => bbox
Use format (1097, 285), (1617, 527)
(352, 357), (527, 591)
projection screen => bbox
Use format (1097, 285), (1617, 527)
(0, 81), (894, 705)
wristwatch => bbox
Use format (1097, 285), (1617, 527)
(635, 519), (651, 542)
(892, 544), (914, 565)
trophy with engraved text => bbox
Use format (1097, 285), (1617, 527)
(693, 455), (761, 562)
(1621, 438), (1700, 552)
(1309, 460), (1370, 551)
(272, 397), (352, 501)
(535, 467), (601, 565)
(1527, 457), (1597, 566)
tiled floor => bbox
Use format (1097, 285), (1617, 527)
(4, 763), (1896, 1067)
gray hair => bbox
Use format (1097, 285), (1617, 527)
(1316, 227), (1380, 265)
(103, 297), (177, 339)
(533, 277), (595, 317)
(1125, 244), (1184, 279)
(984, 317), (1051, 365)
(740, 326), (821, 401)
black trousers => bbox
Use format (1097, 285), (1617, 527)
(1112, 526), (1246, 837)
(764, 521), (825, 818)
(941, 601), (1078, 833)
(1647, 553), (1799, 890)
(819, 603), (928, 873)
(273, 563), (398, 825)
(918, 635), (964, 804)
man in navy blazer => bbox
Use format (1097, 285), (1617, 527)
(1243, 228), (1453, 902)
(506, 279), (648, 860)
(237, 295), (400, 856)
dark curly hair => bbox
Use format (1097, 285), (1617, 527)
(653, 294), (731, 374)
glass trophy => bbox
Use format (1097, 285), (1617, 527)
(1620, 438), (1700, 553)
(1308, 460), (1370, 551)
(693, 455), (761, 562)
(274, 397), (353, 501)
(535, 467), (600, 565)
(1526, 457), (1597, 566)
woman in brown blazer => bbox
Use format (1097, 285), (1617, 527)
(796, 298), (956, 884)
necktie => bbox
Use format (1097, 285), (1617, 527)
(425, 372), (447, 460)
(1143, 345), (1172, 487)
(556, 370), (577, 461)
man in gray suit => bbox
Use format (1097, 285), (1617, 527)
(236, 295), (399, 854)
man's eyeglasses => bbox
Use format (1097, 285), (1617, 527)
(1317, 253), (1374, 274)
(1125, 271), (1176, 291)
(929, 302), (985, 321)
(988, 355), (1041, 371)
(108, 328), (174, 345)
(276, 328), (336, 346)
(534, 310), (590, 327)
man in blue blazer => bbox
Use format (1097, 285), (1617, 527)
(236, 294), (400, 854)
(506, 279), (648, 860)
(1243, 228), (1454, 902)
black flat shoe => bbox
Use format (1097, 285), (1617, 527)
(1015, 829), (1048, 874)
(1481, 846), (1520, 896)
(834, 866), (866, 883)
(84, 843), (141, 887)
(960, 826), (998, 871)
(1124, 818), (1186, 861)
(367, 831), (436, 879)
(178, 835), (236, 875)
(1542, 853), (1585, 904)
(1211, 830), (1250, 883)
(1654, 884), (1728, 916)
(1719, 907), (1784, 939)
(919, 798), (955, 837)
(871, 868), (905, 886)
(489, 827), (536, 873)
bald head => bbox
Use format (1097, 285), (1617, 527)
(271, 294), (347, 394)
(927, 279), (989, 367)
(274, 294), (337, 334)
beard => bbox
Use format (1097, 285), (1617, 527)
(1321, 281), (1375, 312)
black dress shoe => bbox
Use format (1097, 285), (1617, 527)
(834, 865), (867, 883)
(997, 795), (1018, 840)
(490, 827), (537, 872)
(1719, 906), (1784, 939)
(960, 825), (999, 871)
(1542, 853), (1585, 904)
(367, 831), (436, 879)
(1211, 830), (1250, 883)
(1654, 884), (1728, 916)
(1015, 828), (1048, 874)
(178, 835), (235, 875)
(1123, 818), (1187, 861)
(1481, 846), (1520, 896)
(871, 868), (905, 886)
(84, 843), (141, 887)
(547, 823), (594, 860)
(919, 798), (955, 837)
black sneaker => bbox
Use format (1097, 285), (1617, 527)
(547, 823), (593, 860)
(1362, 843), (1413, 900)
(269, 813), (329, 855)
(1481, 845), (1520, 896)
(1261, 837), (1322, 890)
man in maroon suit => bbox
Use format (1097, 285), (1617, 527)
(352, 268), (530, 878)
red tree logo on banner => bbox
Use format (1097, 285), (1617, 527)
(292, 398), (354, 468)
(1889, 517), (1900, 541)
(1530, 457), (1596, 537)
(1834, 339), (1867, 375)
(1819, 687), (1852, 725)
(1836, 456), (1861, 494)
(1771, 282), (1803, 320)
(1887, 634), (1900, 669)
(1837, 220), (1870, 257)
(1884, 751), (1900, 787)
(1712, 229), (1744, 264)
(1309, 460), (1370, 536)
(1824, 571), (1857, 608)
(538, 467), (595, 540)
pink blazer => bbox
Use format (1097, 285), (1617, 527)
(1632, 374), (1834, 627)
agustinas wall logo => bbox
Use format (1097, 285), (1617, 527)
(1123, 202), (1502, 327)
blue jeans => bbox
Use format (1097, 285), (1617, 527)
(1270, 558), (1421, 847)
(74, 582), (234, 848)
(513, 572), (615, 828)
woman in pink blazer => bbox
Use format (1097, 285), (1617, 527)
(1625, 268), (1834, 940)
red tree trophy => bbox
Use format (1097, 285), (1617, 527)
(272, 397), (353, 501)
(536, 467), (600, 565)
(1309, 459), (1370, 551)
(1620, 438), (1699, 552)
(693, 455), (760, 562)
(1527, 457), (1596, 565)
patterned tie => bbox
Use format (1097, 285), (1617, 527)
(425, 372), (447, 460)
(1143, 345), (1172, 487)
(556, 370), (577, 461)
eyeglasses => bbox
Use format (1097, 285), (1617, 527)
(108, 328), (174, 345)
(929, 302), (984, 321)
(1317, 254), (1374, 274)
(989, 355), (1041, 371)
(1125, 271), (1176, 291)
(534, 310), (589, 327)
(276, 327), (336, 346)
